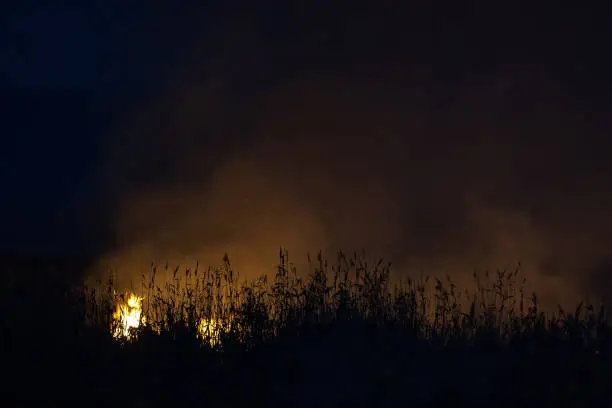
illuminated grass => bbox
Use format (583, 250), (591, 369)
(82, 249), (610, 354)
(3, 249), (612, 404)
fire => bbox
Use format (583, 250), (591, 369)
(198, 317), (226, 346)
(111, 292), (230, 345)
(112, 293), (145, 340)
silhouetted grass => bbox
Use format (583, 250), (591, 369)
(2, 249), (611, 406)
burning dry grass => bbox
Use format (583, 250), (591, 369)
(110, 291), (231, 346)
(4, 248), (612, 405)
(112, 292), (145, 339)
(87, 249), (610, 354)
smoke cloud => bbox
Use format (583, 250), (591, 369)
(91, 49), (612, 311)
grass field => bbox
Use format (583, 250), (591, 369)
(3, 249), (611, 406)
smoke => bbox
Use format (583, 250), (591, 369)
(90, 53), (612, 311)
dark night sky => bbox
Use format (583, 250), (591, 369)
(2, 2), (612, 308)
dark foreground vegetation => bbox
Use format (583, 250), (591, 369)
(3, 249), (612, 407)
